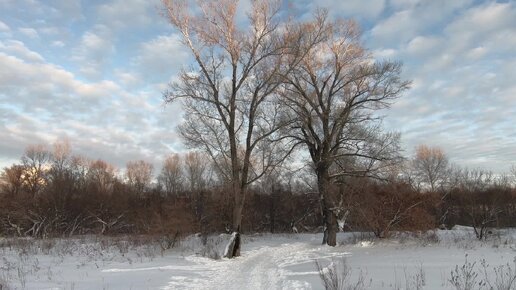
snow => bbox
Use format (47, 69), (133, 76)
(2, 227), (516, 289)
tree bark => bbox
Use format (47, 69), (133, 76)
(224, 181), (246, 258)
(317, 163), (338, 246)
(322, 206), (338, 246)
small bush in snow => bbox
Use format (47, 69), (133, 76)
(480, 258), (516, 290)
(449, 254), (516, 290)
(315, 258), (368, 290)
(392, 263), (426, 290)
(158, 231), (181, 251)
(449, 254), (483, 290)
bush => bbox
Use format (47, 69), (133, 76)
(315, 258), (368, 290)
(449, 255), (516, 290)
(353, 180), (435, 238)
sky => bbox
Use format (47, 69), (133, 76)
(0, 0), (515, 173)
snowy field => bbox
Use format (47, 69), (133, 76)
(2, 227), (516, 289)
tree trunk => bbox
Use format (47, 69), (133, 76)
(322, 206), (338, 246)
(317, 164), (338, 246)
(224, 181), (245, 258)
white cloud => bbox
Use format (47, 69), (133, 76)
(1, 0), (516, 173)
(72, 26), (115, 79)
(47, 0), (83, 21)
(0, 20), (9, 32)
(338, 0), (386, 19)
(51, 40), (65, 47)
(114, 70), (142, 88)
(406, 36), (443, 56)
(370, 0), (474, 47)
(373, 1), (516, 172)
(0, 40), (44, 63)
(450, 2), (515, 33)
(0, 47), (183, 168)
(444, 2), (516, 52)
(465, 46), (487, 60)
(371, 10), (416, 45)
(301, 0), (386, 20)
(97, 0), (160, 30)
(389, 0), (420, 9)
(372, 48), (398, 59)
(133, 34), (189, 82)
(18, 27), (39, 39)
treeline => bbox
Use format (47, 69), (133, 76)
(0, 141), (320, 238)
(1, 141), (516, 240)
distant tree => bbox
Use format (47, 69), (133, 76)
(21, 144), (51, 196)
(452, 169), (505, 240)
(412, 145), (450, 192)
(126, 160), (153, 194)
(87, 159), (117, 195)
(0, 164), (25, 196)
(158, 154), (184, 196)
(162, 0), (311, 257)
(280, 11), (409, 246)
(50, 139), (72, 175)
(511, 165), (516, 186)
(184, 151), (210, 193)
(46, 139), (75, 196)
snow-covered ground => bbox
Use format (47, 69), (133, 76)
(2, 227), (516, 289)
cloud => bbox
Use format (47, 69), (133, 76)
(18, 27), (39, 39)
(369, 0), (516, 173)
(72, 25), (115, 79)
(133, 34), (189, 82)
(0, 40), (44, 63)
(1, 0), (515, 174)
(292, 0), (386, 21)
(370, 0), (474, 47)
(47, 0), (83, 21)
(114, 70), (142, 88)
(0, 20), (9, 32)
(0, 41), (183, 169)
(335, 0), (386, 20)
(97, 0), (161, 30)
(445, 2), (516, 55)
(51, 40), (65, 47)
(406, 36), (443, 56)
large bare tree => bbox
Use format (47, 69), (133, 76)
(281, 12), (409, 246)
(162, 0), (311, 257)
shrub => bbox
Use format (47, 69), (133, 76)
(315, 258), (368, 290)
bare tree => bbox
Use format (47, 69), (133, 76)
(454, 168), (504, 240)
(51, 139), (72, 174)
(158, 154), (184, 196)
(184, 151), (210, 192)
(510, 165), (516, 186)
(87, 159), (117, 195)
(0, 164), (25, 196)
(162, 0), (310, 257)
(280, 12), (409, 246)
(47, 139), (75, 195)
(21, 144), (51, 196)
(412, 144), (450, 192)
(126, 160), (153, 194)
